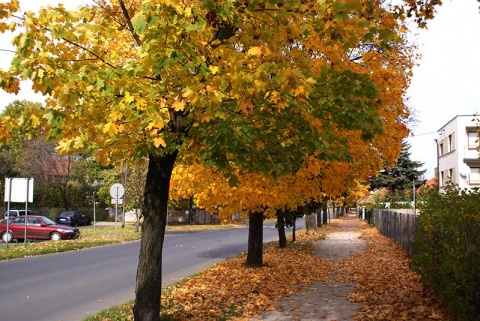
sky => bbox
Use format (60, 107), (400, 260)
(0, 1), (479, 180)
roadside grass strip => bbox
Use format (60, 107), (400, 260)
(0, 226), (140, 260)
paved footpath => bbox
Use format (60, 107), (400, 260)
(250, 214), (367, 321)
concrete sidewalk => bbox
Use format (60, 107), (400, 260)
(250, 214), (367, 321)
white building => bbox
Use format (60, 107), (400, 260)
(437, 115), (480, 191)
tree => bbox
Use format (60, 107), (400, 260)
(0, 1), (423, 320)
(124, 162), (148, 231)
(369, 140), (427, 204)
(16, 138), (74, 210)
(1, 100), (44, 211)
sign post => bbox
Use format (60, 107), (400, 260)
(4, 178), (34, 248)
(109, 183), (125, 238)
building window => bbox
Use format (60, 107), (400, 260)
(441, 169), (454, 186)
(468, 131), (479, 150)
(449, 168), (455, 184)
(470, 168), (480, 185)
(448, 134), (455, 152)
(439, 142), (444, 156)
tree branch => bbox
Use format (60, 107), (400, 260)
(118, 0), (142, 46)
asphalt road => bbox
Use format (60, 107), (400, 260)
(0, 220), (304, 321)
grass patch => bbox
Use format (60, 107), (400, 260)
(0, 225), (141, 260)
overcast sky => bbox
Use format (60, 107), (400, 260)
(1, 1), (479, 179)
(405, 1), (480, 179)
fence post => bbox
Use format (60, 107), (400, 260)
(407, 213), (410, 254)
(399, 212), (403, 249)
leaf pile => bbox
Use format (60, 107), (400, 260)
(333, 224), (449, 321)
(88, 219), (448, 321)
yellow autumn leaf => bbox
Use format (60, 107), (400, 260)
(153, 136), (166, 148)
(30, 114), (40, 128)
(294, 86), (305, 96)
(209, 65), (219, 75)
(247, 46), (262, 56)
(172, 100), (186, 111)
(183, 88), (194, 98)
(74, 136), (85, 149)
(56, 139), (72, 153)
(103, 122), (118, 136)
(199, 114), (214, 122)
(146, 120), (164, 130)
(123, 92), (135, 103)
(306, 77), (316, 85)
(136, 98), (147, 110)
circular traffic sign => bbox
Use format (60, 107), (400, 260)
(110, 183), (125, 199)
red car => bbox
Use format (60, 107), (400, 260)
(1, 215), (80, 242)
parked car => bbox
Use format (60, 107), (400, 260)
(4, 209), (35, 220)
(1, 215), (80, 242)
(55, 210), (91, 226)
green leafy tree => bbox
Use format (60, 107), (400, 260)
(1, 100), (43, 211)
(369, 140), (426, 204)
(124, 162), (148, 231)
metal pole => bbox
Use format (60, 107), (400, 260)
(122, 162), (127, 228)
(115, 187), (118, 238)
(435, 138), (440, 192)
(24, 178), (29, 244)
(6, 178), (12, 249)
(93, 191), (96, 229)
(413, 179), (416, 215)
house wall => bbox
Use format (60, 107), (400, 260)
(437, 115), (480, 191)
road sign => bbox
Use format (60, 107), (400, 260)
(111, 198), (123, 205)
(109, 183), (125, 199)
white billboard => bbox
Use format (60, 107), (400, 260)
(4, 178), (34, 203)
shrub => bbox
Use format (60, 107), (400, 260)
(411, 185), (480, 320)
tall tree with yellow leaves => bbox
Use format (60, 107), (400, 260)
(0, 0), (439, 320)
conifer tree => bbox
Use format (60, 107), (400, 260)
(369, 140), (426, 203)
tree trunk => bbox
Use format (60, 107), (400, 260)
(292, 220), (296, 242)
(305, 213), (316, 234)
(246, 212), (263, 267)
(276, 212), (287, 249)
(59, 185), (69, 211)
(333, 204), (339, 218)
(135, 208), (140, 233)
(316, 209), (322, 227)
(189, 195), (194, 225)
(322, 203), (328, 225)
(133, 151), (178, 321)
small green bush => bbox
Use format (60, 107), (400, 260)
(411, 185), (480, 320)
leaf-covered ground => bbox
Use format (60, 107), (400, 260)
(88, 217), (448, 321)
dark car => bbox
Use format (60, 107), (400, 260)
(1, 215), (80, 242)
(4, 209), (35, 220)
(55, 210), (91, 227)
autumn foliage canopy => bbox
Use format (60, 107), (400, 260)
(0, 0), (436, 320)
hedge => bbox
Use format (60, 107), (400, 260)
(411, 185), (480, 320)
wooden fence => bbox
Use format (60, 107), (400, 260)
(374, 209), (419, 255)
